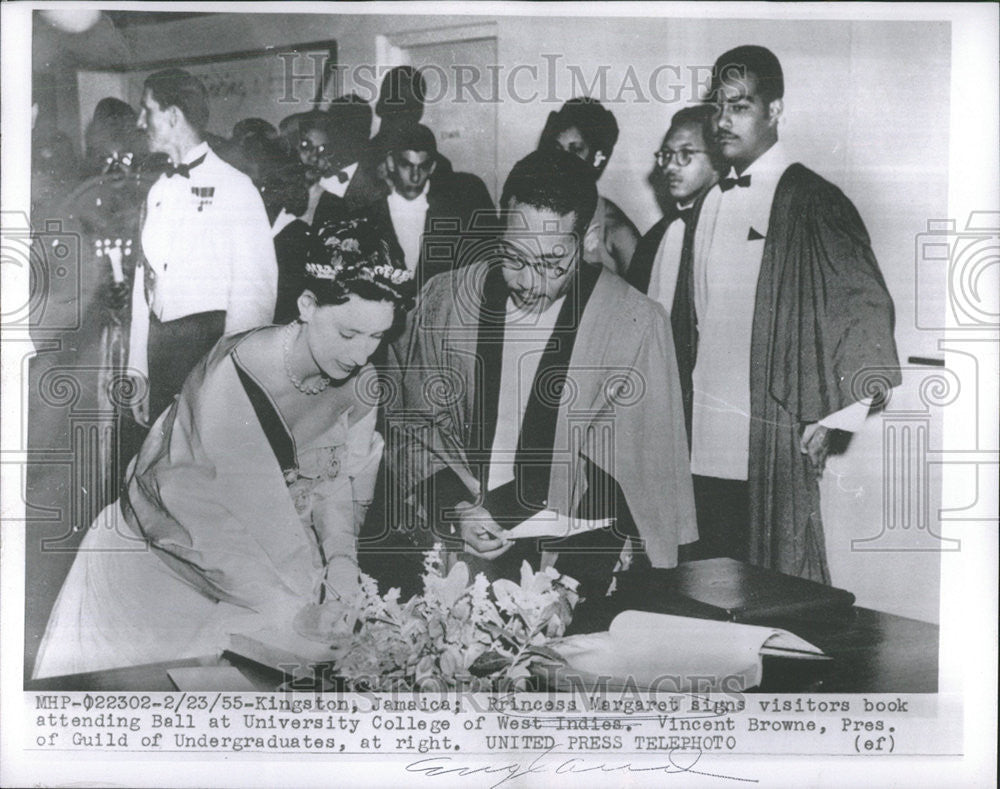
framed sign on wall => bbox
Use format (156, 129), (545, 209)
(77, 39), (338, 141)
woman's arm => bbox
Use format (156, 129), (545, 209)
(310, 404), (384, 598)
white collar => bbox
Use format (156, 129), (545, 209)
(319, 161), (359, 196)
(388, 181), (430, 207)
(725, 141), (790, 182)
(178, 140), (210, 165)
(271, 208), (299, 238)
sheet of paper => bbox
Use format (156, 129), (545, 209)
(503, 509), (612, 540)
(167, 666), (257, 692)
(550, 610), (826, 692)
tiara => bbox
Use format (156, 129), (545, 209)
(305, 260), (414, 286)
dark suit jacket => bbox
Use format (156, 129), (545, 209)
(362, 170), (496, 297)
(626, 197), (704, 438)
(272, 218), (314, 324)
(312, 162), (388, 230)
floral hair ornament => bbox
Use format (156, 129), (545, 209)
(313, 216), (414, 286)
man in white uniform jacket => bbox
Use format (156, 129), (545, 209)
(129, 68), (277, 425)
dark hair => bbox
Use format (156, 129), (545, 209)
(710, 45), (784, 104)
(89, 98), (137, 140)
(388, 123), (436, 156)
(308, 218), (413, 311)
(232, 117), (277, 145)
(500, 148), (598, 233)
(85, 97), (144, 170)
(248, 137), (309, 221)
(298, 112), (333, 139)
(376, 66), (426, 121)
(326, 94), (373, 164)
(665, 104), (726, 174)
(277, 109), (332, 161)
(540, 97), (620, 166)
(143, 68), (209, 132)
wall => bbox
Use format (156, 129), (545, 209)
(57, 10), (950, 622)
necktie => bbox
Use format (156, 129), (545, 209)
(165, 153), (206, 179)
(334, 170), (349, 184)
(677, 206), (694, 225)
(719, 173), (752, 192)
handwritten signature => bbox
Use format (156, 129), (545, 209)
(406, 747), (757, 787)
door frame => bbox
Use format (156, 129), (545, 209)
(376, 22), (499, 199)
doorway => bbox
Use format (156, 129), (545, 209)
(378, 24), (499, 200)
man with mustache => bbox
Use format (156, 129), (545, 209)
(129, 68), (277, 426)
(682, 45), (900, 581)
(383, 149), (697, 600)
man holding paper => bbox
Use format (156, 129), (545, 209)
(384, 148), (697, 600)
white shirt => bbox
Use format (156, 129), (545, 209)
(387, 183), (430, 273)
(487, 296), (566, 491)
(647, 201), (695, 312)
(319, 161), (359, 198)
(270, 208), (298, 239)
(690, 142), (868, 480)
(128, 142), (277, 379)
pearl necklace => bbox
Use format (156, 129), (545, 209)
(283, 322), (330, 395)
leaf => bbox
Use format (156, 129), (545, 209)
(492, 578), (520, 612)
(440, 646), (462, 678)
(519, 561), (534, 589)
(437, 562), (470, 608)
(469, 650), (512, 677)
(524, 645), (567, 665)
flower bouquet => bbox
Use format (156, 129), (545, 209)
(292, 544), (579, 691)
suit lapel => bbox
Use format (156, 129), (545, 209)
(670, 191), (708, 442)
(626, 215), (672, 294)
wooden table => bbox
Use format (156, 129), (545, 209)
(25, 563), (938, 694)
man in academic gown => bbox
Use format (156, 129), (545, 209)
(381, 149), (697, 601)
(626, 103), (725, 434)
(681, 45), (900, 582)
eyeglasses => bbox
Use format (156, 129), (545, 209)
(498, 242), (577, 279)
(654, 148), (708, 168)
(299, 138), (330, 157)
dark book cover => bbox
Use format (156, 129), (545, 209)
(614, 558), (856, 623)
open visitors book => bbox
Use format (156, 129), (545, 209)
(545, 610), (827, 692)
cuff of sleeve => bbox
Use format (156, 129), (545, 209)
(819, 398), (872, 432)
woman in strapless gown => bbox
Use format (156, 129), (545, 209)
(33, 217), (413, 678)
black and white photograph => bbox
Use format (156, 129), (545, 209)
(1, 3), (996, 787)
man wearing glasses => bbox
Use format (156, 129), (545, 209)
(627, 104), (724, 441)
(383, 149), (697, 601)
(681, 45), (900, 581)
(312, 95), (385, 230)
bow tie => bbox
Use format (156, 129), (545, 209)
(165, 153), (206, 179)
(677, 206), (694, 225)
(333, 170), (349, 184)
(719, 173), (752, 192)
